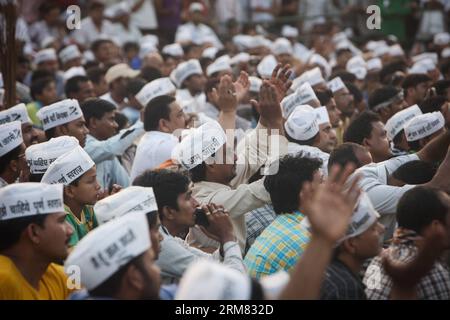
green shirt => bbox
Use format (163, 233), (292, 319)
(26, 101), (43, 129)
(64, 205), (98, 247)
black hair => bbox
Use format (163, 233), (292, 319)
(328, 142), (364, 171)
(143, 95), (176, 131)
(91, 39), (114, 53)
(29, 173), (45, 183)
(0, 144), (22, 175)
(440, 61), (450, 77)
(0, 215), (47, 251)
(126, 77), (147, 97)
(336, 48), (352, 58)
(39, 2), (59, 18)
(65, 75), (90, 98)
(433, 80), (450, 96)
(368, 86), (400, 111)
(264, 155), (322, 215)
(17, 54), (30, 65)
(115, 112), (129, 131)
(330, 71), (356, 83)
(402, 74), (432, 96)
(80, 98), (116, 125)
(344, 111), (381, 145)
(392, 160), (438, 185)
(379, 60), (407, 84)
(315, 89), (334, 106)
(346, 82), (363, 104)
(87, 67), (106, 85)
(250, 278), (265, 300)
(30, 77), (55, 100)
(140, 66), (162, 83)
(132, 169), (191, 216)
(123, 41), (139, 53)
(285, 131), (318, 147)
(189, 162), (207, 183)
(31, 70), (54, 83)
(419, 96), (447, 114)
(397, 186), (448, 234)
(407, 139), (422, 153)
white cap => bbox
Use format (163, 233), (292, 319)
(37, 99), (83, 131)
(206, 55), (232, 77)
(0, 183), (64, 221)
(272, 38), (293, 56)
(141, 34), (159, 48)
(202, 47), (219, 60)
(412, 52), (438, 65)
(95, 186), (158, 225)
(373, 44), (389, 57)
(229, 52), (250, 65)
(434, 32), (450, 46)
(366, 40), (387, 52)
(292, 67), (325, 90)
(315, 106), (330, 125)
(189, 2), (203, 12)
(385, 104), (422, 141)
(284, 105), (319, 141)
(64, 212), (151, 291)
(309, 54), (331, 79)
(59, 45), (82, 64)
(281, 25), (298, 38)
(170, 59), (203, 88)
(41, 146), (95, 185)
(338, 193), (380, 243)
(442, 47), (450, 59)
(408, 63), (428, 75)
(404, 111), (445, 142)
(249, 76), (263, 93)
(281, 83), (317, 118)
(388, 44), (405, 57)
(136, 77), (176, 107)
(0, 103), (31, 125)
(257, 55), (278, 79)
(0, 121), (23, 157)
(259, 271), (291, 300)
(171, 120), (226, 170)
(25, 136), (79, 175)
(367, 58), (382, 71)
(348, 66), (367, 80)
(104, 1), (131, 18)
(327, 77), (347, 93)
(41, 36), (56, 49)
(63, 66), (87, 82)
(139, 42), (158, 59)
(34, 48), (57, 65)
(288, 144), (329, 175)
(175, 260), (251, 300)
(105, 63), (140, 84)
(162, 43), (184, 58)
(346, 55), (366, 71)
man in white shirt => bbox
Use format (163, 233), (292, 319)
(250, 0), (279, 24)
(71, 1), (116, 49)
(132, 170), (246, 284)
(175, 3), (223, 49)
(131, 95), (186, 181)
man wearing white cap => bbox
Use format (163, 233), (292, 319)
(131, 95), (186, 181)
(0, 103), (38, 147)
(315, 106), (338, 154)
(319, 194), (385, 300)
(0, 122), (26, 188)
(175, 3), (223, 50)
(0, 183), (74, 299)
(42, 146), (101, 248)
(36, 99), (89, 148)
(368, 86), (405, 124)
(385, 104), (422, 156)
(59, 45), (83, 71)
(25, 136), (79, 183)
(108, 2), (142, 47)
(81, 98), (145, 191)
(65, 213), (161, 300)
(327, 77), (355, 143)
(405, 111), (446, 152)
(281, 82), (320, 119)
(132, 169), (246, 284)
(171, 59), (207, 114)
(101, 63), (140, 110)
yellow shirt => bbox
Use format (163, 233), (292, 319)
(0, 255), (72, 300)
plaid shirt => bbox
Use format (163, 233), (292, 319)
(244, 211), (311, 279)
(363, 231), (450, 300)
(245, 204), (277, 253)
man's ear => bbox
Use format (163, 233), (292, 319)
(342, 238), (357, 255)
(407, 87), (415, 98)
(124, 263), (144, 292)
(362, 137), (371, 148)
(161, 206), (175, 221)
(64, 185), (76, 200)
(25, 223), (44, 245)
(158, 118), (170, 133)
(9, 159), (19, 174)
(55, 125), (67, 136)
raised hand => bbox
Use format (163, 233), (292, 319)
(251, 81), (283, 129)
(269, 63), (293, 102)
(301, 164), (361, 244)
(211, 75), (238, 113)
(202, 203), (236, 244)
(233, 71), (250, 103)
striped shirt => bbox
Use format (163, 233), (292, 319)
(320, 259), (367, 300)
(244, 211), (310, 279)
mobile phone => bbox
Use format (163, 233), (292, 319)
(195, 208), (210, 227)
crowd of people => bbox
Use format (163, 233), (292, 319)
(1, 0), (450, 301)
